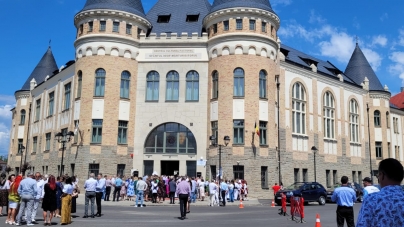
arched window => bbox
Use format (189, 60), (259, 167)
(20, 109), (26, 125)
(349, 99), (359, 142)
(374, 110), (381, 127)
(212, 71), (218, 99)
(144, 122), (196, 154)
(94, 68), (106, 97)
(77, 71), (82, 98)
(323, 91), (335, 139)
(233, 68), (244, 97)
(259, 70), (267, 98)
(386, 111), (390, 128)
(146, 71), (159, 101)
(166, 71), (179, 101)
(292, 82), (306, 134)
(120, 71), (130, 99)
(186, 71), (199, 101)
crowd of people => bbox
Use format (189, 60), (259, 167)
(0, 171), (79, 226)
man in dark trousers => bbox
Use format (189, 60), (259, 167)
(169, 178), (177, 204)
(95, 173), (105, 217)
(175, 176), (191, 220)
(331, 176), (356, 227)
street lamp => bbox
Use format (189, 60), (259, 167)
(209, 135), (230, 201)
(311, 146), (318, 182)
(366, 103), (373, 179)
(19, 145), (26, 173)
(55, 130), (74, 176)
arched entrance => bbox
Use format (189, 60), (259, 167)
(144, 122), (197, 176)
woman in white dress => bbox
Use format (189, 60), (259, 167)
(199, 179), (205, 201)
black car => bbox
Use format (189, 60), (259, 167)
(275, 182), (327, 206)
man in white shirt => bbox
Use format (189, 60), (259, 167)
(29, 172), (44, 223)
(362, 177), (380, 200)
(209, 179), (217, 207)
(83, 173), (97, 218)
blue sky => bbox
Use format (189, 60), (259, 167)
(0, 0), (403, 157)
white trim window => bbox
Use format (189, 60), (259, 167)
(292, 82), (306, 134)
(323, 91), (335, 139)
(349, 99), (359, 143)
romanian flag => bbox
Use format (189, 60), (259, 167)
(255, 122), (260, 136)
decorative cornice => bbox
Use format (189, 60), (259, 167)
(14, 91), (30, 100)
(207, 32), (277, 49)
(74, 33), (140, 48)
(204, 7), (280, 30)
(369, 91), (391, 101)
(74, 9), (151, 28)
(282, 62), (367, 95)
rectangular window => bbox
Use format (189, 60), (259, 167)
(261, 166), (268, 188)
(144, 160), (154, 176)
(48, 92), (54, 116)
(157, 15), (171, 23)
(249, 19), (255, 30)
(126, 24), (132, 35)
(302, 168), (308, 182)
(118, 121), (128, 144)
(186, 14), (199, 22)
(395, 145), (400, 160)
(223, 20), (229, 31)
(99, 21), (106, 31)
(64, 83), (71, 110)
(117, 164), (126, 176)
(71, 164), (75, 176)
(45, 133), (51, 151)
(259, 121), (267, 145)
(77, 75), (82, 98)
(58, 165), (65, 175)
(88, 21), (93, 32)
(236, 19), (243, 30)
(294, 168), (300, 183)
(388, 142), (391, 158)
(213, 24), (217, 34)
(17, 139), (23, 154)
(261, 22), (267, 32)
(211, 121), (218, 145)
(74, 120), (79, 144)
(326, 170), (331, 188)
(35, 99), (41, 121)
(332, 170), (338, 184)
(233, 165), (244, 180)
(113, 22), (120, 33)
(186, 161), (197, 178)
(32, 136), (37, 154)
(233, 120), (244, 144)
(358, 171), (362, 183)
(352, 171), (357, 183)
(92, 119), (103, 143)
(88, 164), (99, 178)
(375, 142), (382, 159)
(210, 165), (216, 180)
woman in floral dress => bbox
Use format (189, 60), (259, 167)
(157, 178), (165, 203)
(126, 177), (135, 201)
(120, 177), (127, 201)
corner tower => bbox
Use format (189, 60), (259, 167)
(72, 0), (151, 175)
(204, 0), (281, 197)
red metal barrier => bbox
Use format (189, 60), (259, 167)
(289, 196), (306, 223)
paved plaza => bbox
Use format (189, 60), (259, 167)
(1, 199), (362, 227)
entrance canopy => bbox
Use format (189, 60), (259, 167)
(144, 122), (196, 154)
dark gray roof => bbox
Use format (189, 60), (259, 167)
(211, 0), (275, 14)
(146, 0), (211, 36)
(280, 44), (358, 86)
(390, 102), (399, 109)
(79, 0), (146, 18)
(344, 43), (384, 91)
(21, 48), (58, 91)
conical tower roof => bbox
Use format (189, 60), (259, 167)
(79, 0), (146, 18)
(211, 0), (275, 14)
(21, 47), (58, 91)
(344, 43), (384, 91)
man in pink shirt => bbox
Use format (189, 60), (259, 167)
(176, 176), (191, 220)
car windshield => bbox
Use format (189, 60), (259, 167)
(285, 183), (305, 190)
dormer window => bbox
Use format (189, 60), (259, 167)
(186, 14), (199, 22)
(158, 15), (171, 23)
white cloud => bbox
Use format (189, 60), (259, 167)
(0, 95), (15, 105)
(361, 48), (382, 71)
(0, 122), (10, 157)
(272, 0), (292, 6)
(380, 13), (388, 21)
(318, 32), (355, 63)
(278, 23), (335, 42)
(371, 35), (388, 47)
(309, 10), (326, 24)
(0, 105), (13, 119)
(388, 52), (404, 86)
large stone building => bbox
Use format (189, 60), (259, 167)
(7, 0), (404, 198)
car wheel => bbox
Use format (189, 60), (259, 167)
(318, 196), (326, 205)
(304, 201), (309, 205)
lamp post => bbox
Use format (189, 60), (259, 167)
(366, 103), (373, 179)
(55, 130), (74, 176)
(311, 146), (318, 182)
(209, 135), (230, 201)
(19, 145), (26, 173)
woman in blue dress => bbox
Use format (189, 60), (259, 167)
(126, 177), (135, 201)
(55, 176), (64, 218)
